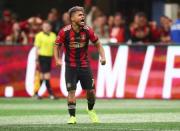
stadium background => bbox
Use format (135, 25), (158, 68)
(1, 0), (180, 131)
(0, 0), (179, 22)
(0, 0), (168, 22)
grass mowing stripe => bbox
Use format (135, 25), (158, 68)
(1, 98), (180, 130)
(0, 126), (173, 131)
(1, 108), (180, 116)
(1, 98), (180, 105)
(1, 113), (180, 125)
(1, 123), (180, 131)
(1, 103), (180, 109)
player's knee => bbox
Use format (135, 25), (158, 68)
(87, 89), (95, 96)
(68, 97), (76, 103)
(44, 73), (50, 79)
(88, 89), (94, 93)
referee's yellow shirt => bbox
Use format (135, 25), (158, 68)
(34, 31), (56, 57)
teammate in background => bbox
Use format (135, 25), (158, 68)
(34, 21), (57, 99)
(54, 6), (106, 124)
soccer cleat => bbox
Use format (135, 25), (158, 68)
(87, 109), (100, 123)
(67, 116), (77, 124)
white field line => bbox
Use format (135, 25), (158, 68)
(0, 113), (180, 125)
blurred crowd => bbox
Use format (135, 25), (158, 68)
(0, 8), (70, 45)
(0, 6), (179, 45)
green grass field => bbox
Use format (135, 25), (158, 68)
(0, 98), (180, 131)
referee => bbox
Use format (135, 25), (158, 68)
(34, 21), (56, 99)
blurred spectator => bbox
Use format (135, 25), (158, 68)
(108, 15), (114, 31)
(5, 22), (28, 45)
(171, 11), (180, 44)
(0, 6), (178, 45)
(110, 13), (129, 43)
(62, 12), (70, 26)
(20, 17), (43, 44)
(28, 17), (42, 44)
(86, 6), (103, 27)
(11, 13), (19, 23)
(47, 8), (62, 34)
(158, 16), (172, 44)
(148, 21), (160, 43)
(130, 12), (151, 44)
(0, 10), (14, 41)
(93, 14), (109, 39)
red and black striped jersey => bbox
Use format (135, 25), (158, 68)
(55, 25), (98, 67)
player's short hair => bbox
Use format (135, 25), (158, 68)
(68, 6), (84, 18)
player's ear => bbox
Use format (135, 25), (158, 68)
(71, 15), (75, 22)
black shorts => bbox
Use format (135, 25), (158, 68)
(39, 56), (52, 73)
(65, 65), (95, 91)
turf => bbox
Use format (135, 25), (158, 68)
(0, 98), (180, 131)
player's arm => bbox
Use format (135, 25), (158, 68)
(54, 43), (62, 67)
(35, 46), (39, 61)
(34, 34), (40, 67)
(94, 40), (106, 65)
(54, 29), (65, 67)
(88, 26), (106, 65)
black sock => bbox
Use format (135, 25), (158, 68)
(87, 97), (95, 110)
(68, 102), (76, 117)
(45, 79), (53, 95)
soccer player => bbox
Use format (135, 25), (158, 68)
(34, 21), (57, 99)
(54, 6), (106, 124)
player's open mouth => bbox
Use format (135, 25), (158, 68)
(80, 19), (85, 24)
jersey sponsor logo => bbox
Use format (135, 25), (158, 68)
(69, 42), (86, 48)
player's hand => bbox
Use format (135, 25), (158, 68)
(100, 58), (106, 65)
(55, 60), (62, 67)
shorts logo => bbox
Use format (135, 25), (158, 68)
(67, 83), (72, 89)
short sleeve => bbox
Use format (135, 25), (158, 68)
(88, 27), (98, 43)
(34, 34), (41, 47)
(55, 29), (65, 45)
